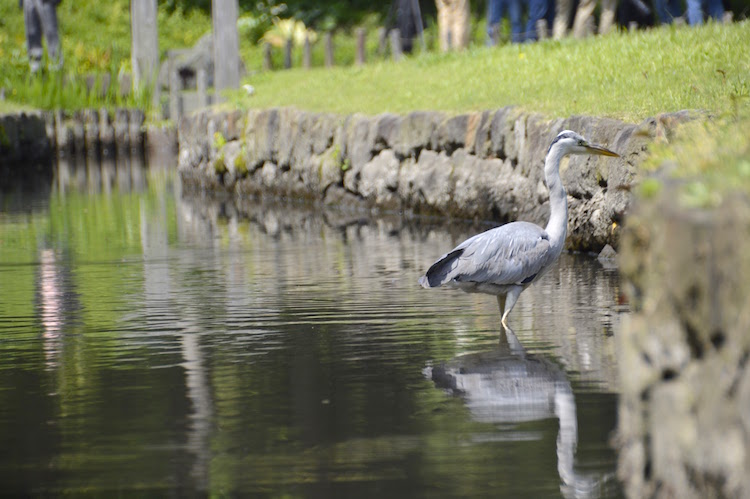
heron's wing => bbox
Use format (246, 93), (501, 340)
(420, 222), (554, 288)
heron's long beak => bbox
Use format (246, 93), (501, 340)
(585, 143), (619, 157)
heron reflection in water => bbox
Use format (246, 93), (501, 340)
(427, 327), (616, 498)
(419, 131), (619, 327)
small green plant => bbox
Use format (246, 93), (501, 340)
(234, 147), (249, 176)
(639, 177), (662, 199)
(213, 131), (227, 150)
(213, 153), (227, 175)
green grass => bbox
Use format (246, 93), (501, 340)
(0, 1), (211, 112)
(639, 111), (750, 206)
(1, 0), (748, 125)
(230, 21), (750, 122)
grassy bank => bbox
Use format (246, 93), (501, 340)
(0, 0), (747, 122)
(231, 21), (749, 122)
(0, 2), (211, 111)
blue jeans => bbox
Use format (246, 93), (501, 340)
(655, 0), (683, 23)
(487, 0), (524, 44)
(687, 0), (724, 24)
(524, 0), (554, 41)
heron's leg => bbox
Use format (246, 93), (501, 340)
(500, 286), (522, 327)
(500, 324), (526, 358)
(496, 294), (506, 315)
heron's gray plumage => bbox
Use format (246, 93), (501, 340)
(420, 221), (554, 293)
(419, 130), (619, 327)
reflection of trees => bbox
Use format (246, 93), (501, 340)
(428, 327), (618, 498)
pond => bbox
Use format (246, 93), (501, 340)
(0, 157), (626, 497)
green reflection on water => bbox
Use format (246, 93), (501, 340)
(0, 161), (621, 497)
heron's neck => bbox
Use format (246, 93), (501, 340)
(544, 147), (568, 249)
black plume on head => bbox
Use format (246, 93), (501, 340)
(547, 130), (580, 154)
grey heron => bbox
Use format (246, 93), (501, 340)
(418, 130), (619, 327)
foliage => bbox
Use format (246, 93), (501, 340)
(0, 0), (210, 112)
(261, 18), (318, 47)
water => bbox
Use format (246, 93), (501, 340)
(0, 158), (626, 497)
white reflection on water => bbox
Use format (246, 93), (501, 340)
(427, 327), (617, 498)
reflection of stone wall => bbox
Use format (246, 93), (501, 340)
(617, 185), (750, 498)
(0, 112), (50, 164)
(178, 107), (689, 252)
(178, 193), (624, 391)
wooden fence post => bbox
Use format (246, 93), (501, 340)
(324, 33), (334, 67)
(355, 28), (366, 66)
(536, 19), (548, 40)
(168, 51), (181, 122)
(197, 68), (208, 108)
(263, 43), (272, 70)
(390, 29), (403, 61)
(284, 38), (293, 69)
(303, 34), (311, 69)
(377, 27), (388, 56)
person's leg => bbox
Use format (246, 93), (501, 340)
(23, 0), (44, 73)
(454, 0), (471, 49)
(487, 0), (503, 45)
(667, 0), (684, 20)
(686, 0), (703, 24)
(524, 0), (548, 41)
(509, 0), (525, 42)
(598, 0), (617, 34)
(553, 0), (571, 38)
(572, 0), (596, 38)
(436, 0), (451, 51)
(705, 0), (724, 20)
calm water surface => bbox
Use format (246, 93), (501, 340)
(0, 158), (626, 497)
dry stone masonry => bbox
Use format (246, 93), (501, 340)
(617, 184), (750, 499)
(178, 106), (690, 252)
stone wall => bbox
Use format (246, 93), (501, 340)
(1, 109), (177, 168)
(178, 106), (689, 252)
(617, 185), (750, 498)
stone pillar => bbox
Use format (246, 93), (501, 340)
(130, 0), (159, 104)
(618, 186), (750, 499)
(212, 0), (240, 95)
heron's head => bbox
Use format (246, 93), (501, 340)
(548, 130), (619, 158)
